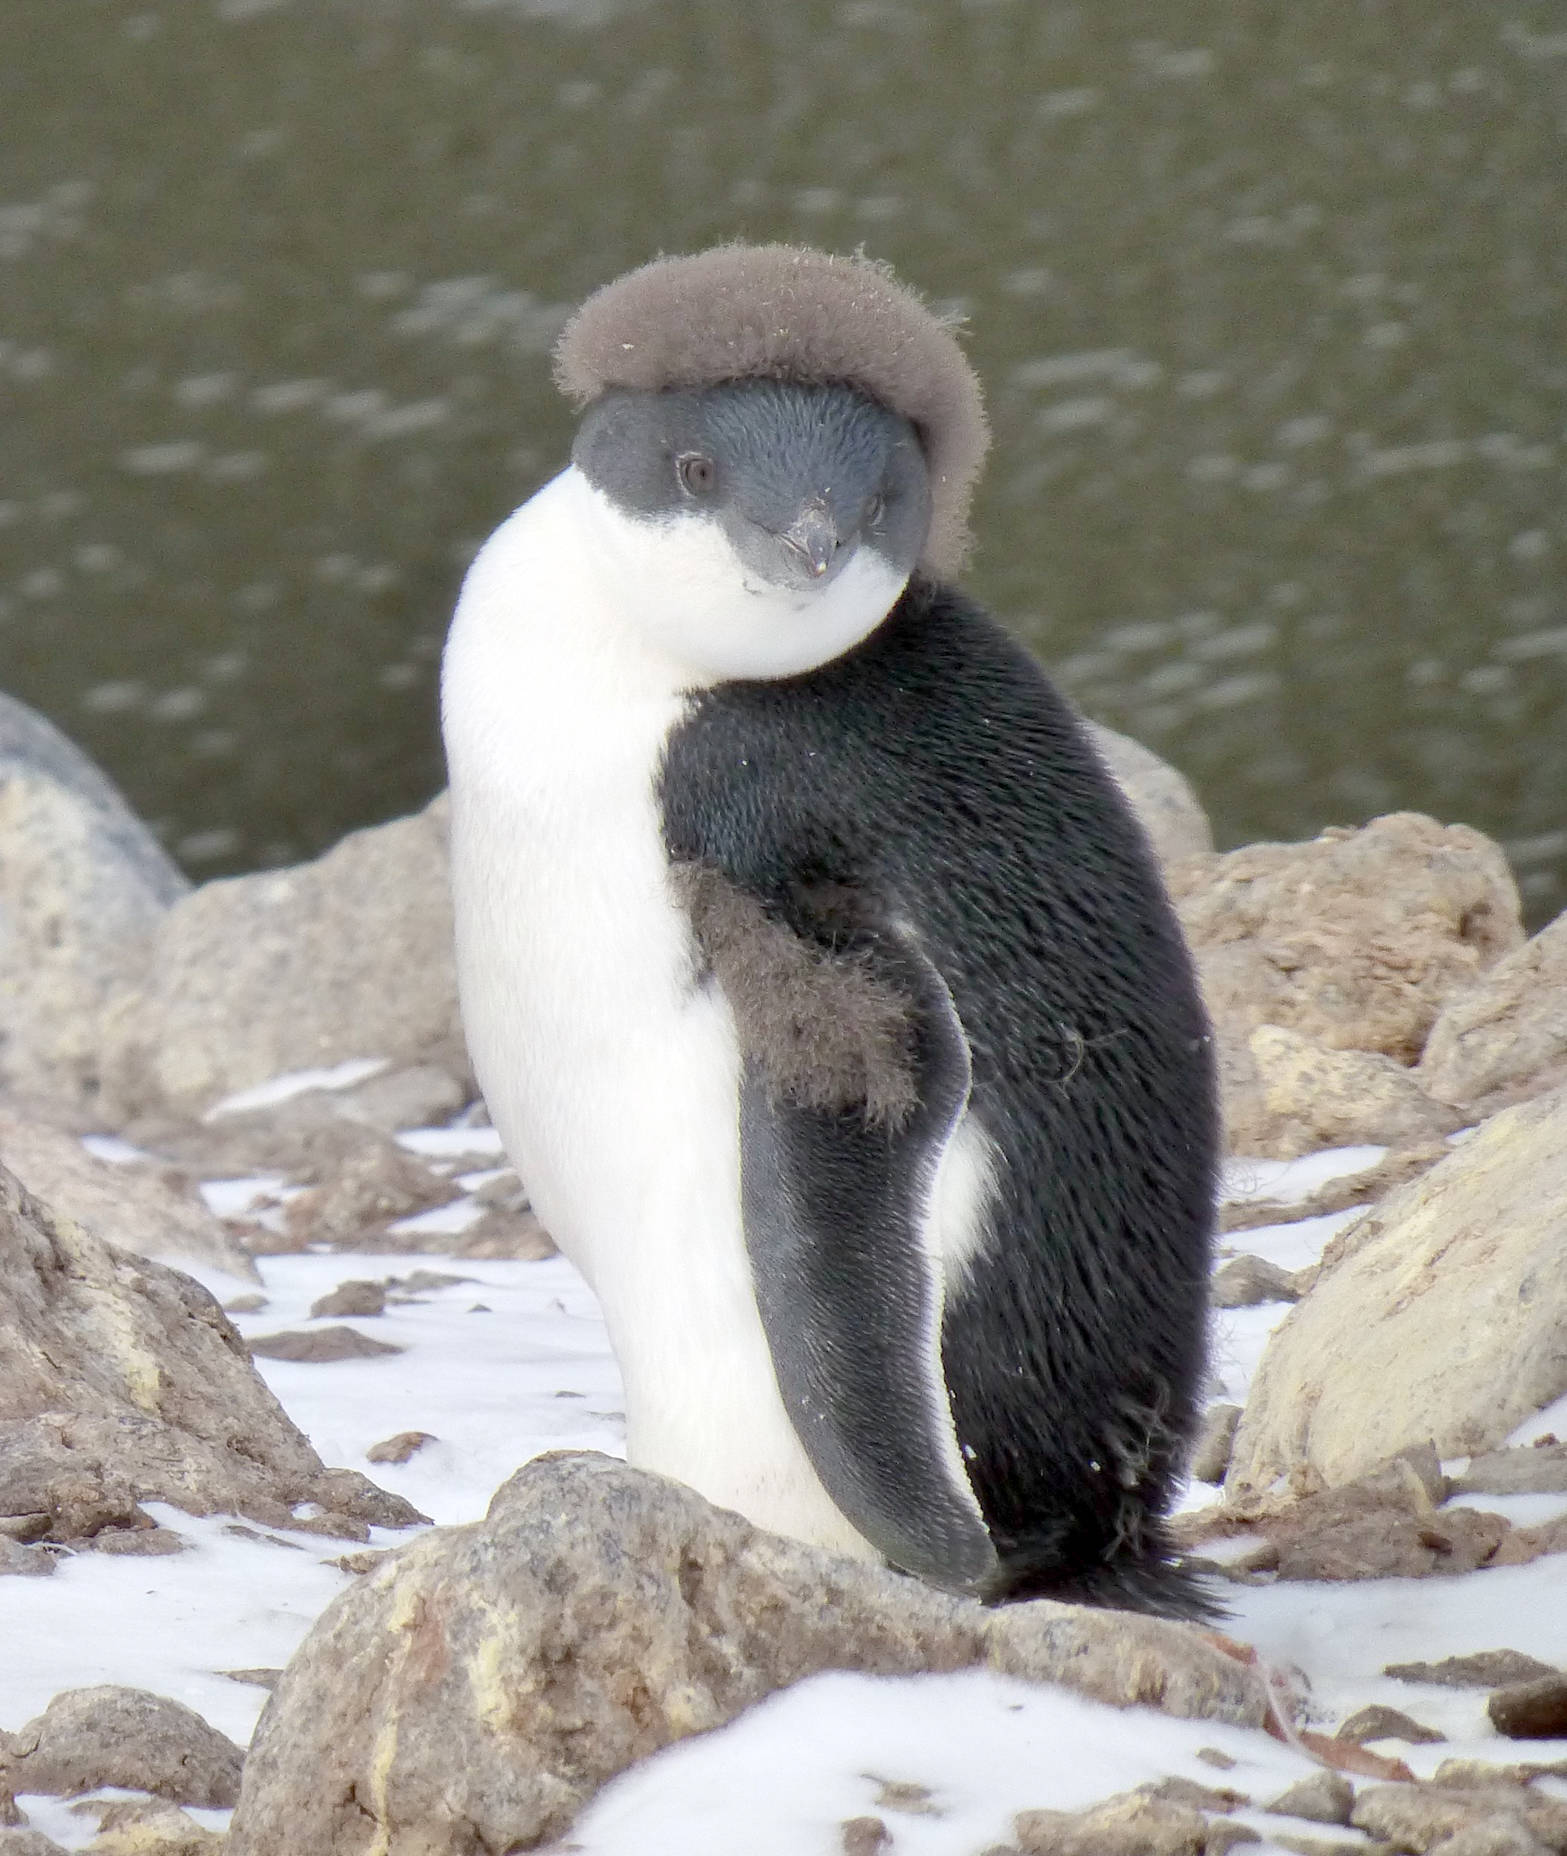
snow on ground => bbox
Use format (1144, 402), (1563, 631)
(5, 1138), (1567, 1852)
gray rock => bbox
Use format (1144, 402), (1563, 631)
(1263, 1770), (1355, 1826)
(308, 1279), (387, 1319)
(1489, 1675), (1567, 1740)
(0, 1685), (242, 1807)
(1188, 1404), (1242, 1485)
(1211, 1254), (1299, 1309)
(227, 1453), (1266, 1856)
(1419, 908), (1567, 1120)
(0, 1106), (257, 1280)
(98, 794), (469, 1121)
(1385, 1652), (1560, 1690)
(0, 1160), (424, 1541)
(0, 690), (188, 1114)
(246, 1325), (404, 1362)
(1082, 723), (1214, 867)
(1225, 1085), (1567, 1494)
(0, 1833), (70, 1855)
(0, 1535), (55, 1577)
(1014, 1791), (1212, 1855)
(1453, 1444), (1567, 1497)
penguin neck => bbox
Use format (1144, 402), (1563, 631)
(477, 465), (911, 690)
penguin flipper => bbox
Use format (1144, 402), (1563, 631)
(717, 885), (1000, 1595)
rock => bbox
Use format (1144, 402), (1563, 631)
(0, 1834), (69, 1855)
(0, 1686), (242, 1807)
(0, 1106), (257, 1281)
(1336, 1704), (1444, 1746)
(1263, 1771), (1355, 1825)
(1189, 1404), (1242, 1484)
(1351, 1782), (1559, 1853)
(1385, 1652), (1560, 1690)
(1013, 1791), (1212, 1855)
(1489, 1516), (1567, 1567)
(308, 1279), (387, 1319)
(1453, 1444), (1567, 1497)
(0, 1160), (423, 1541)
(98, 794), (468, 1121)
(0, 690), (188, 1115)
(365, 1431), (434, 1465)
(0, 1533), (55, 1576)
(1211, 1254), (1300, 1308)
(1169, 813), (1523, 1066)
(227, 1453), (1267, 1856)
(323, 1063), (468, 1136)
(1083, 722), (1214, 867)
(1419, 909), (1567, 1119)
(1227, 1025), (1461, 1160)
(282, 1138), (456, 1247)
(1192, 1447), (1511, 1582)
(840, 1819), (891, 1856)
(1219, 1141), (1448, 1233)
(80, 1799), (225, 1854)
(246, 1326), (404, 1362)
(1225, 1087), (1567, 1495)
(1489, 1675), (1567, 1740)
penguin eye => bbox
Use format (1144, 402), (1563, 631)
(865, 491), (886, 527)
(677, 453), (717, 497)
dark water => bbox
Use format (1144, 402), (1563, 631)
(3, 1), (1564, 918)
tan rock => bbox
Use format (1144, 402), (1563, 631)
(1169, 813), (1522, 1065)
(1226, 1024), (1461, 1159)
(227, 1453), (1266, 1856)
(1419, 908), (1567, 1118)
(0, 1160), (423, 1542)
(0, 1107), (256, 1281)
(1226, 1087), (1567, 1494)
(99, 795), (469, 1121)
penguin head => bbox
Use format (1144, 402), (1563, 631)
(551, 243), (989, 684)
(569, 377), (931, 681)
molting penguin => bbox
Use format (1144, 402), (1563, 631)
(441, 243), (1219, 1616)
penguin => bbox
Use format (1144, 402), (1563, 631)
(441, 243), (1219, 1617)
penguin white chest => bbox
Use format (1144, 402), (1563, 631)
(440, 468), (878, 1561)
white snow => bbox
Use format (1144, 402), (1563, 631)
(6, 1175), (1567, 1853)
(395, 1125), (506, 1159)
(203, 1058), (390, 1120)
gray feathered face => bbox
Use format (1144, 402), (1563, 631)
(572, 378), (932, 595)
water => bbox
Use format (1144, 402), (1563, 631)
(2, 1), (1563, 918)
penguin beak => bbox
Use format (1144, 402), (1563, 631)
(779, 503), (841, 581)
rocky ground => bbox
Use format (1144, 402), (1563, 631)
(2, 689), (1565, 1854)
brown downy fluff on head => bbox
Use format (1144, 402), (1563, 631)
(552, 243), (990, 580)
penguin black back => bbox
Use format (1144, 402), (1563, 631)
(660, 575), (1220, 1617)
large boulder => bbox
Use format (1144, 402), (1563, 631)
(1169, 812), (1522, 1064)
(228, 1453), (1267, 1856)
(1418, 907), (1567, 1120)
(0, 1105), (257, 1280)
(1225, 1084), (1567, 1495)
(98, 794), (468, 1122)
(1167, 812), (1524, 1155)
(0, 1161), (422, 1543)
(0, 691), (188, 1116)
